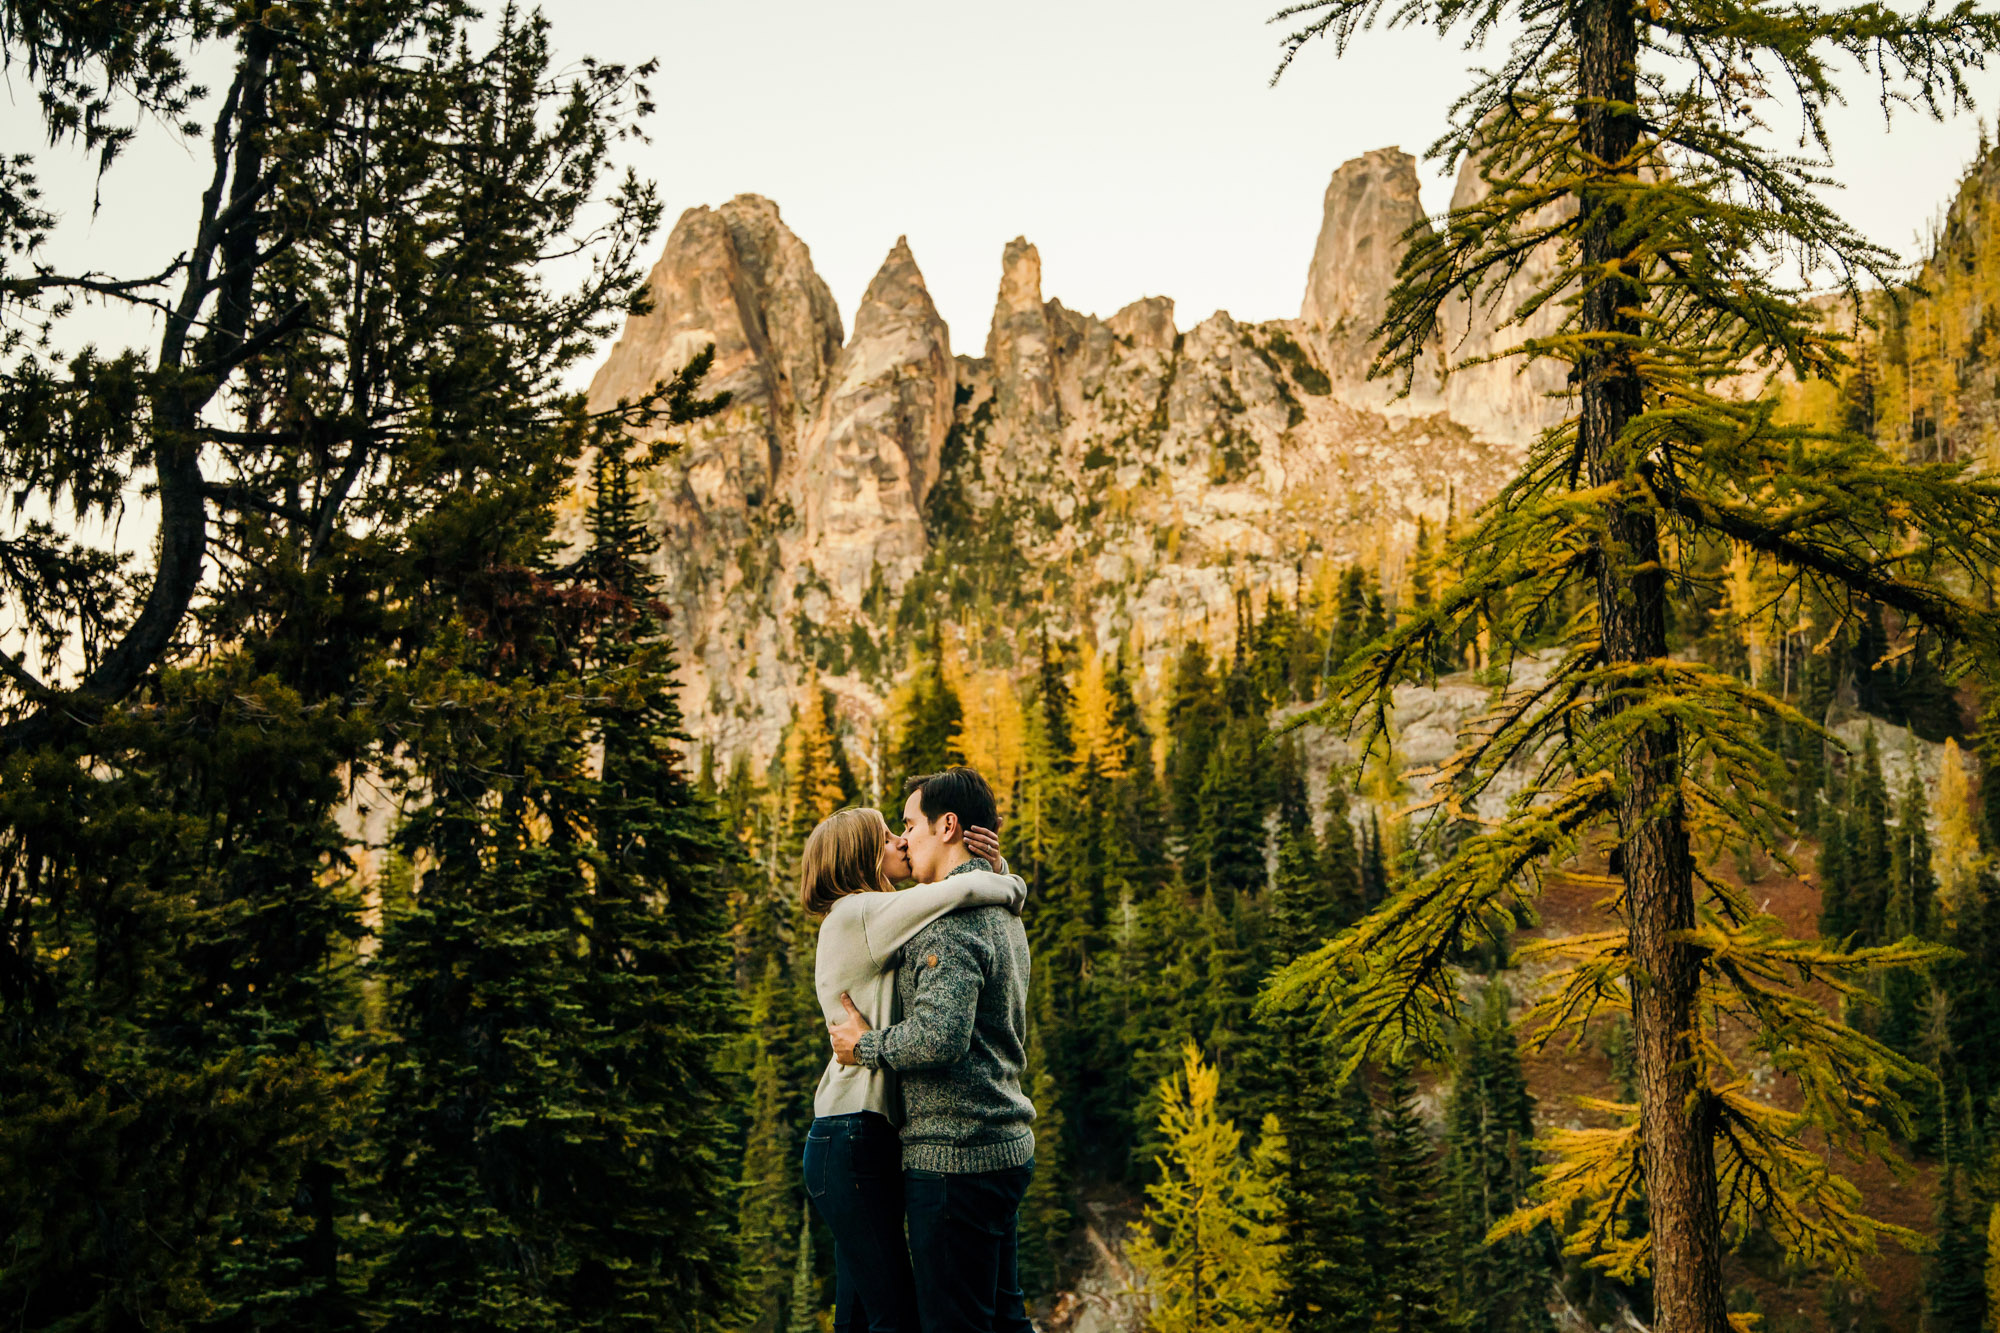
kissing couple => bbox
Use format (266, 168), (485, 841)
(800, 766), (1036, 1333)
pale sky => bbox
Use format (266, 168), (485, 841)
(9, 0), (1998, 377)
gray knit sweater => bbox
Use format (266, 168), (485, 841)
(855, 857), (1036, 1173)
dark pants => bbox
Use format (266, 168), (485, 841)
(905, 1162), (1035, 1333)
(804, 1112), (920, 1333)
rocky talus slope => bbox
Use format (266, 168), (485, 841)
(582, 149), (1568, 761)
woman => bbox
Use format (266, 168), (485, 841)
(800, 806), (1023, 1332)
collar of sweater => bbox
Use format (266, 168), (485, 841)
(946, 856), (995, 878)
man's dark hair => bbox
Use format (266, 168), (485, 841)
(903, 767), (1000, 837)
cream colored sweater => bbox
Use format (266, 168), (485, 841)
(812, 864), (1026, 1121)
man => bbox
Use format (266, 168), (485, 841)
(829, 767), (1035, 1333)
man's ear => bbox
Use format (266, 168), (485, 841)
(939, 811), (962, 845)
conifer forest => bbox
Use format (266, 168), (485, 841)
(13, 1), (2000, 1331)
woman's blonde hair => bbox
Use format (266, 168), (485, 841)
(799, 807), (894, 917)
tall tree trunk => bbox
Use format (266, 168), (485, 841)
(1574, 0), (1729, 1328)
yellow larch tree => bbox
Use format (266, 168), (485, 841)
(1936, 737), (1984, 922)
(1986, 1204), (2000, 1333)
(946, 629), (1027, 824)
(784, 675), (846, 840)
(1069, 641), (1132, 780)
(1128, 1043), (1290, 1333)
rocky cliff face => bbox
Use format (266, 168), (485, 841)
(793, 237), (953, 608)
(1299, 146), (1434, 388)
(1295, 146), (1570, 438)
(585, 151), (1564, 762)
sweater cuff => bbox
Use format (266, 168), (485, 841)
(857, 1029), (886, 1071)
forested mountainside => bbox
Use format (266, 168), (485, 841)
(643, 142), (2000, 1333)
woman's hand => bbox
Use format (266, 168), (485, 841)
(964, 824), (1002, 864)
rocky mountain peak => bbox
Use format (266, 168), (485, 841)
(1107, 296), (1177, 351)
(983, 237), (1062, 436)
(1435, 155), (1573, 442)
(1299, 148), (1431, 382)
(587, 194), (842, 494)
(789, 236), (955, 607)
(988, 236), (1046, 350)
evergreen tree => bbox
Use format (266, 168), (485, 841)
(1272, 824), (1332, 959)
(1358, 808), (1391, 912)
(888, 627), (965, 780)
(1321, 777), (1368, 931)
(1017, 979), (1075, 1305)
(1945, 868), (2000, 1148)
(1446, 990), (1556, 1333)
(1375, 1065), (1457, 1333)
(1930, 1164), (1990, 1333)
(1128, 1044), (1291, 1333)
(787, 1204), (820, 1333)
(0, 666), (372, 1331)
(1363, 591), (1390, 644)
(370, 432), (739, 1330)
(1883, 773), (1942, 1059)
(1270, 825), (1379, 1333)
(1122, 873), (1210, 1171)
(568, 443), (743, 1324)
(1848, 732), (1897, 947)
(1980, 699), (2000, 854)
(1262, 0), (1999, 1322)
(1841, 343), (1879, 438)
(734, 956), (807, 1333)
(1194, 720), (1272, 910)
(1167, 643), (1227, 843)
(1409, 519), (1460, 675)
(1880, 768), (1928, 932)
(1817, 788), (1857, 943)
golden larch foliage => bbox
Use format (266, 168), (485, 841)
(1936, 737), (1984, 923)
(784, 676), (845, 832)
(942, 630), (1026, 823)
(1985, 1204), (2000, 1333)
(1068, 642), (1131, 779)
(1725, 544), (1767, 682)
(1127, 1043), (1290, 1333)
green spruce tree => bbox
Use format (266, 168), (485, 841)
(0, 2), (707, 1326)
(1375, 1065), (1457, 1333)
(370, 424), (738, 1331)
(1929, 1163), (1990, 1333)
(889, 626), (964, 779)
(1270, 819), (1380, 1333)
(1446, 989), (1556, 1333)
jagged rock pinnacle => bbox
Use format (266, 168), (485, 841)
(1301, 147), (1429, 336)
(790, 236), (955, 607)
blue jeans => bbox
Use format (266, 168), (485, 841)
(905, 1162), (1035, 1333)
(804, 1112), (919, 1333)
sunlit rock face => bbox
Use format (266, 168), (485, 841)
(791, 237), (954, 611)
(1435, 154), (1575, 444)
(1294, 145), (1572, 439)
(582, 195), (846, 760)
(583, 152), (1559, 762)
(1299, 146), (1438, 391)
